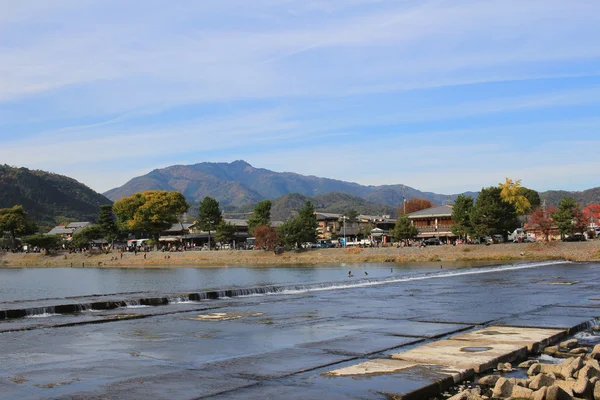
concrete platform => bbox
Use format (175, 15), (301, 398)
(450, 325), (565, 352)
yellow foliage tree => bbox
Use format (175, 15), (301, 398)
(498, 178), (531, 215)
(113, 190), (189, 240)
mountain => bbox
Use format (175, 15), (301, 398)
(540, 187), (600, 207)
(0, 165), (112, 227)
(104, 160), (475, 208)
(233, 192), (397, 221)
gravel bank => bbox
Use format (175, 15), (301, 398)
(1, 241), (599, 268)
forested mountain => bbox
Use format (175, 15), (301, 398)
(0, 165), (112, 226)
(233, 192), (397, 221)
(104, 160), (476, 207)
(540, 187), (600, 207)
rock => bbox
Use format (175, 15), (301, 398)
(592, 345), (600, 354)
(561, 339), (579, 350)
(504, 362), (513, 371)
(586, 359), (600, 371)
(529, 364), (543, 376)
(448, 389), (483, 400)
(493, 377), (514, 398)
(530, 373), (557, 390)
(546, 385), (574, 400)
(570, 348), (589, 355)
(545, 346), (560, 356)
(533, 387), (547, 400)
(554, 380), (575, 396)
(573, 375), (590, 397)
(542, 363), (565, 377)
(591, 377), (599, 385)
(579, 365), (600, 380)
(520, 360), (540, 369)
(512, 385), (535, 399)
(509, 378), (529, 387)
(594, 381), (600, 400)
(478, 375), (500, 386)
(561, 358), (585, 379)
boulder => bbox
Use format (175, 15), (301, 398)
(447, 390), (482, 400)
(561, 358), (585, 379)
(529, 363), (543, 376)
(561, 340), (579, 350)
(493, 377), (514, 398)
(587, 359), (600, 371)
(594, 381), (600, 400)
(570, 348), (589, 355)
(511, 385), (535, 399)
(545, 346), (560, 356)
(573, 375), (591, 397)
(478, 375), (500, 386)
(579, 365), (600, 380)
(520, 360), (540, 369)
(546, 385), (574, 400)
(554, 380), (575, 396)
(509, 378), (529, 387)
(529, 373), (556, 390)
(533, 387), (547, 400)
(542, 363), (566, 377)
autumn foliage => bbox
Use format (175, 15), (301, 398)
(253, 225), (279, 251)
(527, 206), (557, 242)
(398, 198), (433, 215)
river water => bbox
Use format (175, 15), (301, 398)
(1, 260), (599, 400)
(0, 261), (505, 303)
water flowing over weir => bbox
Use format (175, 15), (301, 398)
(0, 260), (566, 320)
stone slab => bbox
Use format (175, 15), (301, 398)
(496, 314), (596, 331)
(356, 319), (472, 338)
(300, 332), (422, 356)
(391, 339), (527, 373)
(450, 326), (566, 352)
(410, 312), (511, 325)
(200, 348), (353, 379)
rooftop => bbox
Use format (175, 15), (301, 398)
(406, 205), (453, 218)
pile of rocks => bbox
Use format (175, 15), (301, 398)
(447, 341), (600, 400)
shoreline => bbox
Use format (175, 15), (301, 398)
(1, 241), (599, 268)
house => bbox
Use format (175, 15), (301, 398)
(159, 222), (194, 243)
(46, 222), (92, 241)
(406, 205), (456, 243)
(315, 212), (397, 243)
(183, 219), (283, 248)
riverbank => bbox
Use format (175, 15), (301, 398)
(1, 241), (599, 268)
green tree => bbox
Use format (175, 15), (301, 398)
(521, 188), (541, 210)
(0, 205), (28, 250)
(552, 196), (582, 238)
(277, 201), (318, 248)
(277, 218), (304, 249)
(345, 209), (359, 222)
(298, 201), (318, 244)
(197, 196), (223, 250)
(470, 187), (519, 239)
(498, 178), (531, 215)
(70, 225), (104, 249)
(113, 191), (189, 243)
(23, 234), (62, 253)
(391, 215), (418, 244)
(247, 200), (271, 235)
(451, 194), (474, 239)
(97, 205), (119, 246)
(215, 220), (236, 246)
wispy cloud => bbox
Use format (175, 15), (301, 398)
(1, 0), (600, 193)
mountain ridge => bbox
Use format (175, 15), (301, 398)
(0, 164), (112, 227)
(104, 160), (479, 208)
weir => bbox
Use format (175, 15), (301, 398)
(0, 260), (567, 320)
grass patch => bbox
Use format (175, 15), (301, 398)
(428, 255), (442, 262)
(345, 248), (363, 254)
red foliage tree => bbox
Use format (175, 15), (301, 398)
(573, 207), (590, 235)
(253, 225), (280, 251)
(398, 198), (434, 216)
(527, 205), (556, 242)
(584, 204), (600, 224)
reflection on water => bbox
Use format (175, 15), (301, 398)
(0, 260), (512, 303)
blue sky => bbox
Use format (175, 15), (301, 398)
(1, 0), (600, 195)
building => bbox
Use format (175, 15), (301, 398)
(406, 205), (456, 243)
(46, 222), (92, 241)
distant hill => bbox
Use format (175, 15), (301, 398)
(0, 165), (112, 227)
(233, 192), (397, 221)
(104, 160), (476, 208)
(540, 187), (600, 207)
